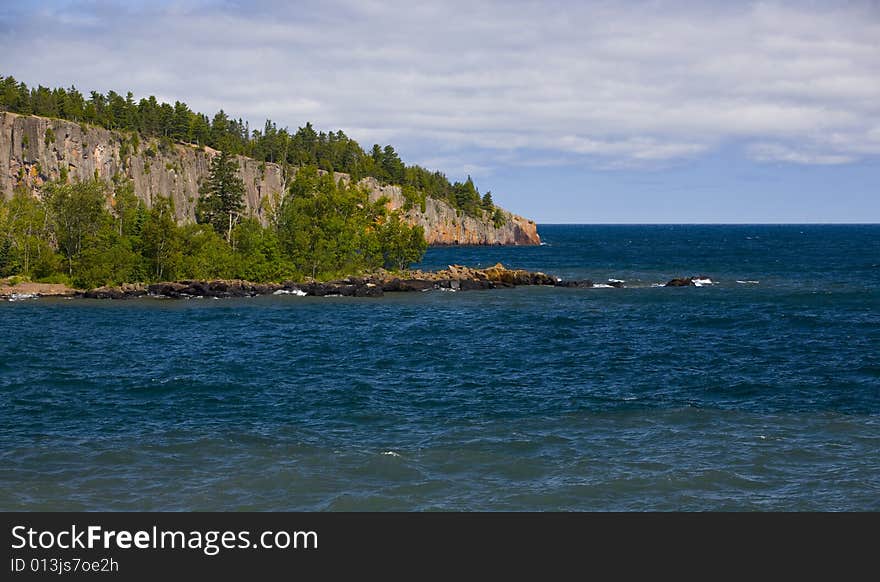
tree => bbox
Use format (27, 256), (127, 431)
(481, 191), (494, 211)
(140, 196), (181, 281)
(177, 223), (235, 280)
(196, 151), (246, 245)
(377, 212), (427, 271)
(233, 218), (287, 281)
(46, 180), (107, 276)
(0, 188), (60, 278)
(110, 176), (143, 237)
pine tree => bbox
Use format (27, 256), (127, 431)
(196, 151), (246, 245)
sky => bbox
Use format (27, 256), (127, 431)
(1, 0), (878, 223)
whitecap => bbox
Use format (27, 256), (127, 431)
(692, 277), (714, 286)
(608, 278), (625, 283)
(593, 284), (615, 288)
(381, 451), (401, 457)
(736, 280), (760, 285)
(8, 293), (38, 301)
(273, 289), (307, 296)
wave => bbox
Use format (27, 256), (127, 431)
(736, 280), (760, 285)
(7, 293), (38, 302)
(608, 278), (625, 283)
(273, 289), (307, 296)
(692, 277), (714, 286)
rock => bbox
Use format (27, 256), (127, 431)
(665, 277), (695, 287)
(459, 278), (494, 290)
(555, 280), (594, 288)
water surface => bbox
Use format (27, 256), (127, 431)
(1, 225), (878, 510)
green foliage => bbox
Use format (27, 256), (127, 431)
(492, 208), (507, 228)
(74, 225), (139, 289)
(45, 180), (107, 276)
(377, 213), (427, 271)
(232, 218), (288, 281)
(0, 169), (428, 287)
(44, 127), (56, 146)
(178, 224), (235, 279)
(196, 151), (246, 243)
(139, 196), (180, 281)
(277, 166), (425, 278)
(401, 185), (427, 213)
(0, 189), (60, 277)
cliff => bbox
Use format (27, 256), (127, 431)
(0, 112), (540, 245)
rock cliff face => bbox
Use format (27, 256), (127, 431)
(0, 111), (540, 245)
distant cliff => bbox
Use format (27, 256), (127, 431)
(0, 112), (540, 245)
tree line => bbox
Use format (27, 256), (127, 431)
(0, 154), (427, 288)
(0, 74), (503, 218)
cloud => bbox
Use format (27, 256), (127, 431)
(747, 143), (857, 165)
(1, 0), (879, 176)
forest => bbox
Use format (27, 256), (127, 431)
(0, 152), (427, 288)
(0, 74), (502, 218)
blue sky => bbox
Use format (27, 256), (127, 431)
(1, 0), (878, 222)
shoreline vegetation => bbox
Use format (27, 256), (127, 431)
(0, 161), (429, 289)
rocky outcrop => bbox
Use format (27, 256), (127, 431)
(359, 177), (539, 245)
(73, 264), (596, 299)
(0, 111), (539, 245)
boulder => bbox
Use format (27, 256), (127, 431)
(665, 277), (695, 287)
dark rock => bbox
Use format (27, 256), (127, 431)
(397, 279), (436, 292)
(459, 278), (493, 290)
(555, 280), (594, 288)
(83, 289), (125, 299)
(148, 282), (187, 297)
(665, 277), (695, 287)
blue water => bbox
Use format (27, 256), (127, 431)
(1, 225), (878, 510)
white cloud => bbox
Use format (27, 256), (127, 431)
(747, 143), (857, 165)
(1, 0), (879, 174)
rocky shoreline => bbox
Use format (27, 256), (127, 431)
(2, 265), (714, 301)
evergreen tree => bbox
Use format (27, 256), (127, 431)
(196, 151), (246, 245)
